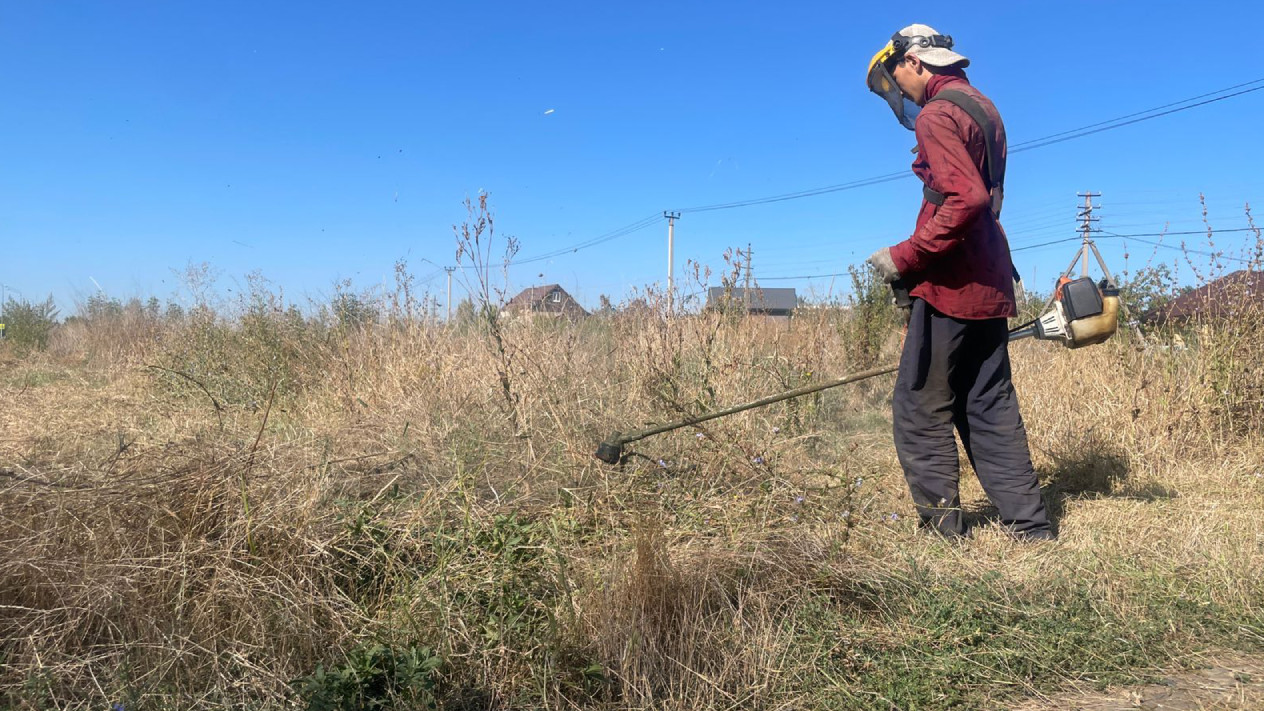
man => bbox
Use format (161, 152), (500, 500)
(863, 24), (1054, 540)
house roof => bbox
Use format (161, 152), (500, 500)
(506, 283), (563, 308)
(504, 284), (587, 314)
(1145, 269), (1264, 324)
(706, 287), (797, 312)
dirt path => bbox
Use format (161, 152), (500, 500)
(1013, 655), (1264, 710)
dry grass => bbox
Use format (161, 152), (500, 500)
(1, 254), (1262, 709)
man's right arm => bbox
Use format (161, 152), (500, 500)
(889, 108), (991, 276)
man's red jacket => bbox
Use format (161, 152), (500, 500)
(888, 73), (1017, 320)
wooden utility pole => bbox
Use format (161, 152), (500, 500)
(664, 211), (680, 311)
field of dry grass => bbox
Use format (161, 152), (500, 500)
(1, 251), (1262, 709)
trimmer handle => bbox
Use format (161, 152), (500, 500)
(890, 279), (913, 309)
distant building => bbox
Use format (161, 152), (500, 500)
(1143, 270), (1264, 325)
(504, 284), (588, 319)
(705, 287), (797, 320)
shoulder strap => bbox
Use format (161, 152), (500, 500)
(927, 89), (1005, 218)
(926, 89), (1022, 289)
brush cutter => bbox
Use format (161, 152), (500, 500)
(594, 275), (1120, 464)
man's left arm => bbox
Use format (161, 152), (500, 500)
(888, 109), (991, 276)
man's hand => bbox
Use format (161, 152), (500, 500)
(867, 247), (900, 283)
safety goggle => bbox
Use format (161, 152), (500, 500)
(877, 32), (955, 73)
(890, 32), (955, 55)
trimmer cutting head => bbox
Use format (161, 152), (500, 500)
(594, 434), (624, 464)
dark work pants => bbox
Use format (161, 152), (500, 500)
(893, 299), (1052, 538)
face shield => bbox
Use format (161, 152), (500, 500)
(866, 41), (919, 131)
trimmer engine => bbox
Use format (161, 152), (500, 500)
(1010, 276), (1120, 348)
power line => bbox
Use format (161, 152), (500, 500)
(759, 226), (1261, 278)
(1004, 220), (1080, 236)
(1100, 230), (1259, 264)
(1011, 236), (1083, 253)
(760, 271), (851, 281)
(428, 77), (1263, 276)
(1009, 77), (1264, 151)
(1104, 227), (1258, 238)
(416, 268), (446, 285)
(510, 213), (662, 265)
(1011, 84), (1264, 154)
(668, 76), (1264, 214)
(438, 211), (661, 271)
(953, 227), (1259, 256)
(676, 171), (909, 213)
(730, 200), (1088, 263)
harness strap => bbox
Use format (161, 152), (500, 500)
(925, 89), (1006, 218)
(921, 89), (1021, 285)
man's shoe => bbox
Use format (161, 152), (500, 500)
(918, 520), (970, 541)
(1013, 528), (1057, 543)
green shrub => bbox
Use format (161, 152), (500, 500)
(842, 264), (900, 366)
(1, 295), (59, 353)
(295, 642), (442, 711)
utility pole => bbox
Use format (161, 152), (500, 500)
(0, 284), (18, 338)
(1048, 191), (1145, 346)
(0, 284), (16, 318)
(744, 242), (753, 312)
(664, 211), (680, 311)
(1076, 192), (1102, 277)
(1041, 192), (1108, 314)
(444, 267), (455, 323)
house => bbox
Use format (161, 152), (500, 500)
(503, 284), (588, 319)
(705, 287), (797, 320)
(1143, 269), (1264, 325)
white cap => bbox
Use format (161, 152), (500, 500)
(897, 24), (969, 68)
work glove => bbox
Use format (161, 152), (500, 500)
(866, 247), (900, 284)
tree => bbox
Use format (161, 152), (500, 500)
(329, 280), (379, 331)
(451, 298), (478, 329)
(1121, 264), (1188, 320)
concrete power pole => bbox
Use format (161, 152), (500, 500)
(445, 267), (455, 323)
(1076, 192), (1101, 277)
(664, 211), (680, 311)
(744, 242), (753, 312)
(0, 284), (16, 317)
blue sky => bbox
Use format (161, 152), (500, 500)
(3, 1), (1262, 314)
